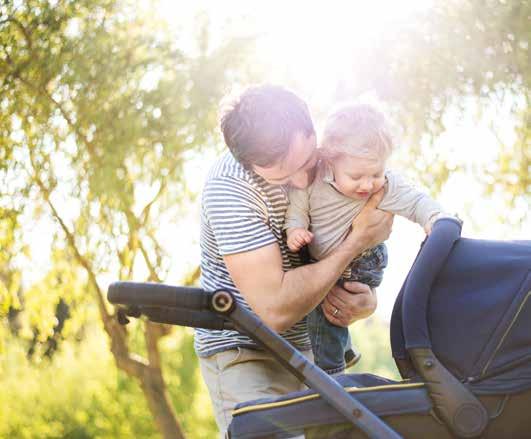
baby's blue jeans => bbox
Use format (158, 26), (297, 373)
(308, 243), (388, 374)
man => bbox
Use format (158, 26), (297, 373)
(196, 84), (393, 436)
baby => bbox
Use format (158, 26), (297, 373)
(285, 103), (449, 375)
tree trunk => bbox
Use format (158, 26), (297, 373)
(34, 176), (188, 439)
(141, 320), (186, 439)
(140, 364), (186, 439)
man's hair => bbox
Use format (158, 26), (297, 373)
(320, 103), (394, 161)
(220, 85), (315, 169)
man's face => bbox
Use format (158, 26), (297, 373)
(252, 132), (318, 189)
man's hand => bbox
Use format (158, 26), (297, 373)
(286, 228), (314, 252)
(348, 189), (394, 252)
(322, 281), (377, 327)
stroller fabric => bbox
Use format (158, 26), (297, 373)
(391, 237), (531, 394)
(230, 235), (531, 438)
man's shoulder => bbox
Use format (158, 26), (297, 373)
(207, 151), (250, 182)
(202, 152), (272, 215)
(204, 151), (273, 197)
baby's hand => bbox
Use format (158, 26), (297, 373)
(287, 228), (314, 252)
(424, 213), (454, 235)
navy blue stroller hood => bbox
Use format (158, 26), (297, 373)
(391, 225), (531, 394)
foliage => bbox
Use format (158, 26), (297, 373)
(0, 327), (158, 439)
(348, 316), (401, 380)
(0, 324), (218, 439)
(0, 208), (23, 319)
(0, 0), (249, 285)
(316, 0), (529, 212)
(1, 0), (251, 437)
(0, 316), (397, 439)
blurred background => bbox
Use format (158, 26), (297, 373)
(0, 0), (529, 437)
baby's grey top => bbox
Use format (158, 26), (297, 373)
(285, 162), (445, 260)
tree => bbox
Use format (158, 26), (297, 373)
(0, 208), (24, 347)
(0, 1), (250, 437)
(333, 0), (529, 215)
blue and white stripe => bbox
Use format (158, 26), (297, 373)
(195, 152), (311, 357)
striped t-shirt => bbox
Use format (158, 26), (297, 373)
(195, 151), (311, 357)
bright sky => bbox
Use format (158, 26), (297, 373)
(20, 0), (529, 322)
(159, 0), (433, 103)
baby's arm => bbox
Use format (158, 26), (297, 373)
(287, 228), (314, 252)
(285, 187), (313, 252)
(379, 171), (451, 233)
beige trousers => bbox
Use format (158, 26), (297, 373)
(199, 347), (313, 438)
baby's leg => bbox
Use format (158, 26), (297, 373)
(339, 243), (388, 370)
(306, 244), (389, 376)
(307, 304), (351, 375)
(348, 243), (388, 287)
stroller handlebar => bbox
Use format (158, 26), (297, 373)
(108, 283), (234, 330)
(402, 217), (462, 349)
(400, 217), (490, 437)
(108, 281), (211, 311)
(140, 306), (234, 330)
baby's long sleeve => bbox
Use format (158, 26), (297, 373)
(379, 171), (446, 227)
(284, 187), (311, 230)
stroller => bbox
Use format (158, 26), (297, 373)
(108, 218), (531, 438)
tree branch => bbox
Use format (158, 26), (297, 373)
(27, 146), (147, 379)
(140, 180), (166, 226)
(0, 17), (33, 50)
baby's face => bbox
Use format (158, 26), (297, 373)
(332, 155), (386, 200)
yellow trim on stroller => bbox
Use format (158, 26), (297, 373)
(482, 289), (531, 376)
(232, 382), (425, 416)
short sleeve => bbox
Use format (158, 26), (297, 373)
(202, 176), (277, 255)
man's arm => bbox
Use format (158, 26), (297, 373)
(224, 190), (393, 332)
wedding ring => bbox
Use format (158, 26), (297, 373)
(333, 307), (339, 317)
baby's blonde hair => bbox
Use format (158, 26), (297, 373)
(320, 103), (393, 161)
